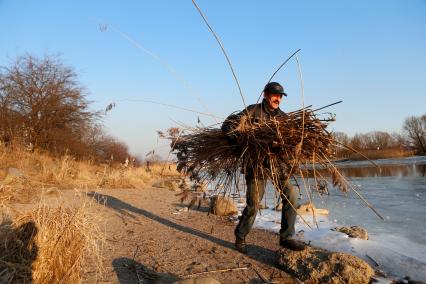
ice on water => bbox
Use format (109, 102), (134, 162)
(246, 156), (426, 281)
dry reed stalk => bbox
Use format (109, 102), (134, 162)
(113, 99), (223, 120)
(171, 109), (336, 192)
(191, 0), (247, 108)
(168, 105), (384, 220)
(0, 197), (105, 283)
(97, 21), (216, 120)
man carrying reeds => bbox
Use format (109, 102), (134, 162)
(222, 82), (306, 253)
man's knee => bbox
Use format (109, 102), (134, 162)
(287, 185), (297, 204)
(281, 185), (297, 206)
(246, 204), (258, 217)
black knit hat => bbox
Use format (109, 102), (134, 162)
(263, 82), (287, 96)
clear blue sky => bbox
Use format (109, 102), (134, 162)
(1, 0), (425, 158)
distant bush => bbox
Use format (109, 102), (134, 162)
(403, 114), (426, 154)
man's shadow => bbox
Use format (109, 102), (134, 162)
(0, 219), (38, 283)
(87, 192), (278, 266)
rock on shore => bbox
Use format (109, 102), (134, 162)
(296, 202), (329, 215)
(209, 195), (238, 216)
(276, 246), (374, 283)
(333, 226), (369, 240)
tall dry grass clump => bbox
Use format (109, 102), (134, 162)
(0, 198), (104, 283)
(0, 142), (180, 205)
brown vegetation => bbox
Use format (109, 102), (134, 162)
(0, 143), (180, 283)
(0, 142), (179, 205)
(0, 198), (104, 283)
(169, 107), (386, 221)
(403, 114), (426, 154)
(171, 108), (339, 195)
(332, 122), (424, 160)
(332, 113), (426, 159)
(0, 53), (182, 282)
(0, 54), (136, 163)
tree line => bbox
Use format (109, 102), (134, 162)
(332, 114), (426, 158)
(0, 54), (134, 164)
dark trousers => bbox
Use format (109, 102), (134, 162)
(235, 178), (297, 241)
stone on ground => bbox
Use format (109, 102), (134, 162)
(297, 202), (329, 215)
(209, 195), (238, 216)
(334, 226), (369, 240)
(152, 178), (180, 191)
(276, 246), (374, 284)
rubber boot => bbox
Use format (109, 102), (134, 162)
(235, 236), (247, 253)
(279, 238), (306, 251)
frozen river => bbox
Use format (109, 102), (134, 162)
(248, 156), (426, 281)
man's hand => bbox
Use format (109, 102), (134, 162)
(271, 140), (282, 153)
(225, 133), (243, 156)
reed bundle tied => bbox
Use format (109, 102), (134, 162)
(170, 108), (347, 195)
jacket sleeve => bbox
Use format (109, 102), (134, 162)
(221, 111), (243, 146)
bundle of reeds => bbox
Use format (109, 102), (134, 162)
(171, 108), (342, 194)
(169, 106), (385, 221)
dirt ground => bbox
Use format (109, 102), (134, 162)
(70, 186), (298, 283)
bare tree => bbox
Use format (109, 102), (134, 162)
(0, 54), (99, 155)
(146, 154), (164, 164)
(93, 135), (130, 163)
(403, 114), (426, 154)
(331, 131), (350, 157)
(368, 131), (395, 150)
(350, 133), (368, 150)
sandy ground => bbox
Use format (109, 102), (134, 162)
(70, 186), (298, 284)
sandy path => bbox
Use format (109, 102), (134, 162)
(78, 186), (296, 283)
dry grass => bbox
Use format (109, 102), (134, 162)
(0, 142), (180, 205)
(0, 142), (180, 283)
(0, 196), (104, 284)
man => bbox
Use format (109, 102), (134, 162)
(221, 82), (306, 253)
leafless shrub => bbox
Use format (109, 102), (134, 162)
(403, 114), (426, 154)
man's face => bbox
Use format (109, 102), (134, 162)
(264, 93), (282, 110)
